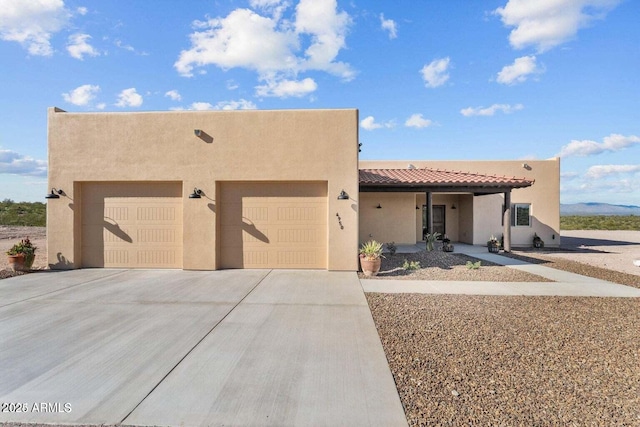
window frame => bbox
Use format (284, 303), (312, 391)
(511, 203), (531, 227)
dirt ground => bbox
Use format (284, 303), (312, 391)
(548, 230), (640, 276)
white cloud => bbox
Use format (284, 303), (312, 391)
(175, 8), (298, 77)
(190, 102), (214, 110)
(66, 33), (99, 60)
(113, 39), (148, 56)
(420, 57), (450, 88)
(561, 171), (580, 180)
(188, 99), (257, 110)
(360, 116), (382, 131)
(165, 90), (182, 101)
(0, 0), (71, 56)
(380, 13), (397, 39)
(214, 99), (257, 110)
(360, 116), (394, 131)
(585, 164), (640, 179)
(496, 55), (542, 85)
(558, 133), (640, 157)
(255, 77), (317, 97)
(294, 0), (353, 78)
(249, 0), (290, 20)
(62, 84), (100, 106)
(405, 113), (432, 129)
(460, 103), (524, 117)
(226, 79), (239, 90)
(114, 39), (134, 52)
(494, 0), (621, 52)
(76, 6), (88, 15)
(174, 0), (353, 98)
(115, 88), (143, 108)
(250, 0), (287, 8)
(0, 149), (47, 177)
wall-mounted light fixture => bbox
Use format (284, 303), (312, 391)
(376, 204), (382, 209)
(194, 129), (202, 137)
(45, 188), (64, 199)
(451, 204), (457, 210)
(337, 190), (349, 200)
(189, 188), (203, 199)
(522, 163), (531, 170)
(416, 206), (419, 210)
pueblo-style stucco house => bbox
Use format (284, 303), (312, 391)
(46, 107), (560, 271)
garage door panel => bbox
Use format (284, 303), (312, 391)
(219, 183), (326, 201)
(220, 182), (327, 269)
(81, 182), (183, 268)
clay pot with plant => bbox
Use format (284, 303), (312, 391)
(487, 235), (500, 253)
(6, 237), (37, 272)
(359, 240), (384, 277)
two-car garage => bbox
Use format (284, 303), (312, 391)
(80, 182), (328, 270)
(47, 108), (359, 271)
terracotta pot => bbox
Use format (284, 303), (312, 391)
(8, 254), (26, 272)
(24, 254), (35, 270)
(360, 257), (381, 277)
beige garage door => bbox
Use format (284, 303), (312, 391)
(82, 182), (183, 268)
(219, 182), (327, 269)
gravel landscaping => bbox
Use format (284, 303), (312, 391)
(358, 250), (553, 282)
(505, 250), (640, 289)
(367, 293), (640, 426)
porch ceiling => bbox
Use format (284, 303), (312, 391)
(359, 168), (534, 194)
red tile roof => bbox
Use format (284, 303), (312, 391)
(359, 168), (534, 188)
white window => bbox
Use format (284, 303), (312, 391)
(511, 204), (531, 227)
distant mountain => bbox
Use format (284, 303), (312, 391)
(561, 203), (640, 216)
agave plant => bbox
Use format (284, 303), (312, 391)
(359, 240), (384, 261)
(425, 232), (441, 251)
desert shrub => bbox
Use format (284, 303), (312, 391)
(403, 259), (421, 270)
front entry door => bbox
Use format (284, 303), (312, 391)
(422, 204), (446, 239)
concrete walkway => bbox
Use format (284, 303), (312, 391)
(363, 243), (640, 297)
(0, 269), (407, 426)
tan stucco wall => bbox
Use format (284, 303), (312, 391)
(359, 193), (415, 244)
(47, 108), (359, 270)
(360, 159), (561, 247)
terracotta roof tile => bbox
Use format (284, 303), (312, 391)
(359, 168), (533, 188)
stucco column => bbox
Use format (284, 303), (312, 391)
(503, 190), (511, 252)
(426, 192), (433, 236)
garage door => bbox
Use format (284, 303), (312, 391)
(219, 182), (327, 269)
(81, 182), (183, 268)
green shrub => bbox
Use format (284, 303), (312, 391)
(0, 199), (46, 227)
(466, 260), (481, 270)
(402, 259), (421, 270)
(560, 215), (640, 230)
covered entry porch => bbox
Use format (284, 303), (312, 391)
(358, 168), (534, 251)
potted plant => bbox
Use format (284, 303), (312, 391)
(487, 235), (499, 253)
(359, 240), (384, 276)
(385, 241), (397, 256)
(441, 234), (454, 252)
(6, 237), (37, 272)
(533, 233), (544, 249)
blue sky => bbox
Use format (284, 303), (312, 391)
(1, 0), (639, 205)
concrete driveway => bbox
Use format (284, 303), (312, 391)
(0, 269), (406, 426)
